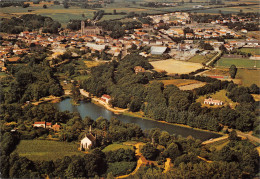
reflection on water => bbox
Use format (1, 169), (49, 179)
(56, 98), (221, 141)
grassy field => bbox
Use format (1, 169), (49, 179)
(247, 31), (260, 40)
(236, 68), (260, 86)
(84, 60), (103, 68)
(102, 143), (134, 152)
(216, 57), (260, 68)
(238, 48), (260, 55)
(196, 89), (238, 108)
(188, 52), (217, 64)
(14, 140), (84, 161)
(158, 79), (201, 87)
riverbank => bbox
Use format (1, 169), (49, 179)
(123, 111), (224, 137)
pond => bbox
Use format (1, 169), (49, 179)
(56, 98), (222, 141)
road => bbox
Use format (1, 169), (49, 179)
(205, 51), (222, 67)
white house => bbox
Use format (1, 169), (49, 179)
(80, 133), (96, 150)
(204, 98), (223, 105)
(101, 94), (111, 104)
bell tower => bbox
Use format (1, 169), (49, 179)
(81, 20), (85, 35)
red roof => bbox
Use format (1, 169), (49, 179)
(46, 122), (52, 126)
(34, 122), (45, 124)
(102, 94), (111, 99)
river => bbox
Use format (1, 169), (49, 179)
(56, 98), (221, 141)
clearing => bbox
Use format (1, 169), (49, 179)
(196, 89), (238, 108)
(14, 140), (84, 161)
(204, 138), (230, 151)
(150, 59), (203, 74)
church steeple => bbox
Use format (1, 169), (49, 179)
(81, 20), (85, 35)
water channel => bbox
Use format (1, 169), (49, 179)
(56, 98), (222, 141)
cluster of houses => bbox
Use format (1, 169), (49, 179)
(33, 121), (61, 131)
(204, 98), (223, 106)
(0, 11), (260, 73)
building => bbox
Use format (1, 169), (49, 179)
(101, 94), (111, 104)
(33, 121), (52, 128)
(204, 98), (223, 105)
(52, 123), (61, 131)
(80, 133), (96, 150)
(81, 21), (102, 36)
(150, 46), (167, 55)
(134, 66), (146, 73)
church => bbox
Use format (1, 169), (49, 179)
(81, 21), (102, 36)
(80, 127), (96, 150)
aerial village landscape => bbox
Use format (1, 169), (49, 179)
(0, 0), (260, 178)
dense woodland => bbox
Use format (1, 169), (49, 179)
(0, 14), (61, 34)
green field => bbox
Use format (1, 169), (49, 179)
(188, 52), (217, 64)
(206, 138), (230, 151)
(216, 58), (260, 68)
(102, 143), (134, 152)
(236, 69), (260, 86)
(14, 140), (84, 161)
(238, 48), (260, 55)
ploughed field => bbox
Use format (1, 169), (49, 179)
(150, 59), (203, 74)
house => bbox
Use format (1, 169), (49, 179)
(101, 94), (111, 104)
(134, 66), (146, 73)
(52, 123), (61, 131)
(80, 133), (96, 150)
(81, 21), (102, 36)
(204, 98), (223, 105)
(33, 121), (52, 128)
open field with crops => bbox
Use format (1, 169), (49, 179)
(236, 69), (260, 86)
(14, 140), (84, 161)
(151, 59), (203, 74)
(196, 89), (238, 108)
(216, 58), (260, 68)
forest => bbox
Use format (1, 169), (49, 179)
(0, 14), (61, 34)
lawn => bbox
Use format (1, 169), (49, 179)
(188, 52), (217, 64)
(196, 89), (238, 108)
(216, 57), (260, 68)
(14, 140), (84, 161)
(102, 143), (134, 152)
(238, 48), (260, 56)
(236, 68), (260, 86)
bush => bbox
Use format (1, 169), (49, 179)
(106, 161), (136, 176)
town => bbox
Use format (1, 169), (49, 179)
(0, 0), (260, 178)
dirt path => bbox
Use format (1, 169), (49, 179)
(202, 135), (228, 145)
(163, 158), (171, 173)
(197, 156), (213, 163)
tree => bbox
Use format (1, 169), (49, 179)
(43, 4), (47, 8)
(113, 9), (117, 15)
(229, 64), (237, 79)
(163, 143), (181, 161)
(141, 143), (159, 160)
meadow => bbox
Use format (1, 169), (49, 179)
(236, 68), (260, 86)
(216, 57), (260, 68)
(14, 140), (84, 161)
(188, 52), (217, 64)
(238, 48), (260, 56)
(102, 143), (134, 152)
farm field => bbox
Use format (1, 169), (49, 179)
(14, 140), (84, 161)
(238, 48), (260, 55)
(102, 143), (134, 152)
(236, 68), (260, 86)
(84, 60), (104, 68)
(196, 89), (238, 108)
(216, 57), (260, 68)
(150, 59), (203, 74)
(157, 79), (206, 90)
(188, 52), (217, 64)
(247, 31), (260, 40)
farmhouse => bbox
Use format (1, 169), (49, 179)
(134, 66), (146, 73)
(33, 121), (52, 128)
(80, 133), (96, 150)
(204, 98), (223, 105)
(52, 123), (61, 131)
(101, 94), (111, 104)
